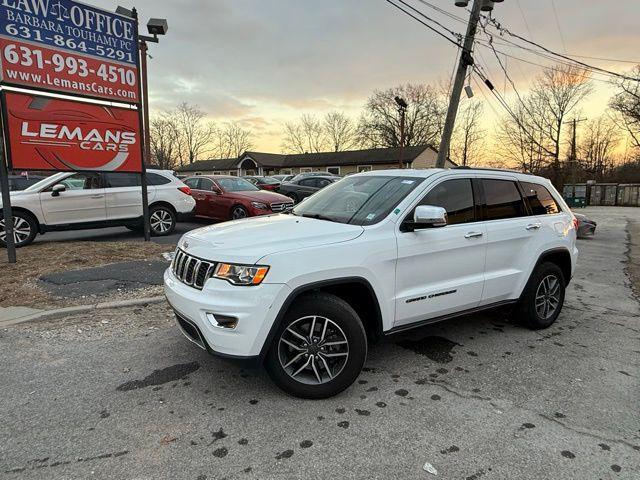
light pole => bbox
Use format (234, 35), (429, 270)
(395, 96), (408, 169)
(436, 0), (504, 168)
(117, 7), (167, 241)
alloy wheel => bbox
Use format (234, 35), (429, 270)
(232, 207), (247, 219)
(277, 315), (349, 385)
(150, 209), (173, 234)
(535, 274), (561, 320)
(0, 216), (32, 245)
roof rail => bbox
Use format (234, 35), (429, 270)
(451, 166), (523, 174)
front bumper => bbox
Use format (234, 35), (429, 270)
(164, 268), (291, 358)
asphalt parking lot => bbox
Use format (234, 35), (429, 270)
(1, 207), (639, 480)
(33, 220), (208, 246)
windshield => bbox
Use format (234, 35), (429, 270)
(217, 177), (260, 192)
(24, 172), (67, 192)
(292, 175), (424, 225)
(258, 176), (280, 185)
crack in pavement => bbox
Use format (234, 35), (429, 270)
(419, 379), (639, 452)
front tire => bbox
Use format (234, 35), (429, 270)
(0, 211), (38, 248)
(265, 293), (367, 399)
(230, 205), (248, 220)
(149, 205), (176, 236)
(517, 262), (566, 329)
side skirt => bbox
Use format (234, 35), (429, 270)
(384, 300), (518, 336)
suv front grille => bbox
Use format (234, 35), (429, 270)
(172, 249), (216, 290)
(271, 202), (293, 213)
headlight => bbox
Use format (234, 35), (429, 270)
(251, 201), (269, 210)
(213, 263), (269, 285)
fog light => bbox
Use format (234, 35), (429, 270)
(206, 313), (238, 329)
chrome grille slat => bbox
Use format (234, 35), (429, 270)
(172, 249), (215, 290)
(271, 202), (294, 213)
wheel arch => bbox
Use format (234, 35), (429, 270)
(258, 277), (384, 363)
(532, 247), (573, 287)
(2, 206), (42, 231)
(149, 201), (177, 214)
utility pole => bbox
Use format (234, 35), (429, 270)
(564, 117), (587, 184)
(437, 0), (503, 168)
(395, 96), (408, 169)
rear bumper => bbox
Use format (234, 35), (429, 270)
(176, 206), (196, 222)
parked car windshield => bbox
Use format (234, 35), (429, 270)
(258, 176), (280, 185)
(292, 175), (424, 226)
(217, 177), (260, 192)
(24, 173), (66, 192)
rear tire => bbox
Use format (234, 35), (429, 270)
(517, 262), (566, 329)
(149, 205), (176, 236)
(0, 210), (38, 248)
(265, 293), (367, 399)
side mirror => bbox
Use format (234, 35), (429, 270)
(211, 186), (222, 195)
(406, 205), (447, 231)
(51, 184), (66, 197)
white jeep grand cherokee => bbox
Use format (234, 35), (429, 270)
(165, 168), (578, 398)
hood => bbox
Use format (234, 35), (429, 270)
(231, 190), (291, 204)
(178, 214), (364, 264)
(0, 189), (30, 206)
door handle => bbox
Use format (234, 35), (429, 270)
(90, 195), (104, 199)
(526, 223), (542, 230)
(465, 231), (483, 239)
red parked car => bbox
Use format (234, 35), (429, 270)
(183, 175), (294, 220)
(242, 175), (281, 191)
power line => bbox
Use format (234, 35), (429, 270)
(384, 0), (461, 47)
(484, 15), (638, 82)
(549, 0), (567, 52)
(514, 0), (534, 40)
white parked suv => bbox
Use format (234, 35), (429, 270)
(0, 169), (195, 247)
(164, 168), (578, 398)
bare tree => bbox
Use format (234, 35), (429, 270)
(323, 112), (357, 152)
(149, 114), (180, 169)
(497, 64), (592, 179)
(282, 114), (327, 153)
(578, 116), (621, 180)
(213, 122), (254, 159)
(610, 65), (640, 150)
(451, 101), (485, 166)
(357, 83), (447, 149)
(497, 100), (552, 173)
(174, 103), (216, 164)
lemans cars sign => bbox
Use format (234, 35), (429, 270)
(0, 0), (140, 102)
(3, 90), (142, 172)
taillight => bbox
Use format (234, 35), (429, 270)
(572, 217), (579, 231)
(178, 186), (191, 196)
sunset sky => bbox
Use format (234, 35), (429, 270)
(101, 0), (640, 155)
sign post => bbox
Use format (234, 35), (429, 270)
(0, 0), (150, 254)
(0, 91), (16, 262)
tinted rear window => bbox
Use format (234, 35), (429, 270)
(482, 179), (527, 220)
(521, 182), (561, 215)
(147, 173), (171, 186)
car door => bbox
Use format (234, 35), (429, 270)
(297, 178), (319, 199)
(197, 177), (219, 218)
(209, 179), (233, 220)
(478, 176), (543, 305)
(394, 177), (487, 326)
(39, 172), (107, 225)
(103, 172), (154, 221)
